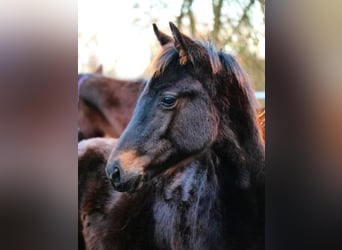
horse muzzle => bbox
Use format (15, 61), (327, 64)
(106, 160), (144, 193)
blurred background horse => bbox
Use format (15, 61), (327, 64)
(78, 69), (145, 141)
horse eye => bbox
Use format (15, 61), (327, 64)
(160, 95), (177, 109)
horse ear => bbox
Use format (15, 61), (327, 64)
(170, 22), (207, 66)
(153, 24), (173, 46)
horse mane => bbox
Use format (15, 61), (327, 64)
(218, 52), (264, 187)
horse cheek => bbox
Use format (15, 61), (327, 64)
(173, 102), (212, 153)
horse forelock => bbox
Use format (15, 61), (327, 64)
(151, 41), (223, 76)
(150, 43), (178, 76)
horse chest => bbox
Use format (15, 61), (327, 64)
(152, 166), (225, 250)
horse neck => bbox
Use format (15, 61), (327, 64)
(153, 150), (262, 249)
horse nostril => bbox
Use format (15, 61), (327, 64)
(109, 167), (121, 188)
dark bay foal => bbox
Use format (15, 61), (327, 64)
(79, 22), (264, 250)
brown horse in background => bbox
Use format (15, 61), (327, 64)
(78, 74), (145, 141)
(78, 137), (118, 250)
